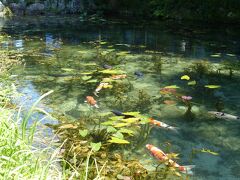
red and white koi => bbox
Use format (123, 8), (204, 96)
(149, 118), (178, 132)
(85, 96), (99, 108)
(146, 144), (195, 175)
(94, 82), (109, 97)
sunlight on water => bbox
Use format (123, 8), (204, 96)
(1, 16), (240, 179)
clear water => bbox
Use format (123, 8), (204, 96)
(1, 16), (240, 179)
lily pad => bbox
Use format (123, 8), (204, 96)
(188, 80), (197, 86)
(82, 76), (92, 81)
(180, 75), (190, 80)
(204, 85), (221, 89)
(164, 85), (180, 89)
(87, 79), (98, 83)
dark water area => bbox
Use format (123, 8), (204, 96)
(1, 16), (240, 179)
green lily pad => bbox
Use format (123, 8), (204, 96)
(164, 85), (180, 89)
(82, 76), (92, 81)
(87, 79), (98, 83)
(112, 131), (124, 139)
(107, 126), (117, 133)
(204, 85), (221, 89)
(188, 80), (197, 86)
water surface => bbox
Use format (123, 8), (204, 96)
(1, 16), (240, 180)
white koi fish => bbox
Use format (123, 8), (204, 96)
(208, 111), (240, 121)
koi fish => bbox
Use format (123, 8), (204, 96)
(208, 111), (240, 121)
(94, 82), (109, 97)
(134, 71), (144, 78)
(149, 118), (178, 133)
(85, 96), (99, 108)
(146, 144), (195, 175)
(111, 74), (127, 80)
(102, 64), (112, 69)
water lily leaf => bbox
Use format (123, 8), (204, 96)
(211, 54), (221, 57)
(101, 78), (114, 83)
(90, 142), (102, 152)
(188, 80), (197, 86)
(100, 41), (107, 45)
(80, 71), (96, 75)
(109, 116), (124, 121)
(180, 75), (190, 80)
(114, 123), (129, 128)
(164, 85), (180, 89)
(112, 131), (124, 139)
(123, 112), (140, 116)
(121, 118), (140, 123)
(108, 137), (130, 144)
(119, 128), (134, 136)
(200, 148), (219, 156)
(82, 76), (92, 81)
(79, 129), (89, 137)
(62, 68), (75, 72)
(204, 85), (221, 89)
(116, 51), (130, 56)
(107, 126), (117, 133)
(163, 100), (176, 105)
(87, 79), (98, 83)
(101, 121), (115, 126)
(99, 69), (126, 74)
(226, 53), (236, 57)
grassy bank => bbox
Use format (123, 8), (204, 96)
(0, 48), (63, 179)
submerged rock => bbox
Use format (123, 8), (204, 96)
(26, 3), (45, 15)
(9, 3), (25, 16)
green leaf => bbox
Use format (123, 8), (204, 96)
(100, 41), (107, 45)
(188, 80), (197, 86)
(123, 112), (140, 116)
(114, 123), (129, 128)
(79, 129), (89, 137)
(90, 142), (102, 152)
(62, 68), (75, 72)
(164, 85), (180, 89)
(80, 71), (96, 75)
(101, 121), (115, 126)
(108, 137), (130, 144)
(101, 78), (114, 83)
(99, 69), (126, 75)
(200, 148), (219, 156)
(107, 126), (117, 133)
(82, 76), (92, 81)
(210, 54), (221, 57)
(87, 79), (98, 83)
(112, 131), (124, 139)
(81, 62), (97, 66)
(119, 128), (134, 136)
(180, 75), (190, 80)
(121, 118), (140, 123)
(116, 51), (130, 56)
(109, 116), (124, 121)
(204, 85), (221, 89)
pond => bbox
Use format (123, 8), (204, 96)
(1, 16), (240, 179)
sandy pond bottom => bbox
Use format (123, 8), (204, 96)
(1, 16), (240, 179)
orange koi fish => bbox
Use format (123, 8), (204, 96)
(94, 82), (109, 97)
(146, 144), (195, 175)
(85, 96), (99, 108)
(111, 74), (127, 80)
(149, 118), (178, 133)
